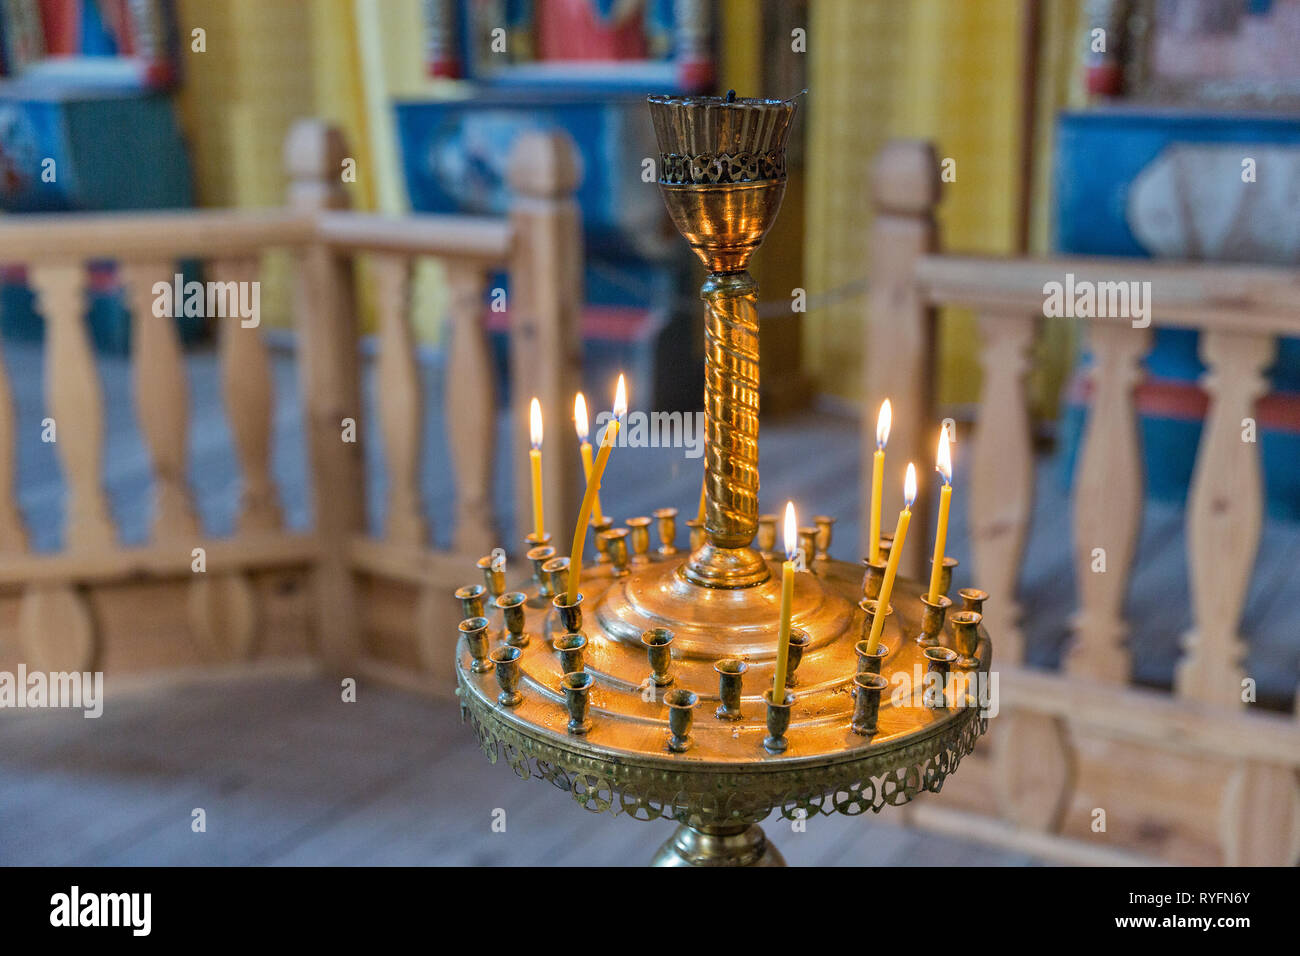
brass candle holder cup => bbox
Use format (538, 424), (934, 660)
(653, 507), (678, 555)
(813, 515), (835, 560)
(525, 531), (551, 550)
(855, 639), (889, 675)
(477, 555), (505, 601)
(950, 610), (982, 669)
(783, 627), (811, 688)
(714, 657), (748, 720)
(455, 583), (487, 620)
(763, 688), (794, 754)
(861, 558), (888, 601)
(561, 671), (593, 735)
(665, 688), (699, 753)
(600, 527), (631, 576)
(958, 587), (988, 615)
(917, 593), (952, 647)
(554, 631), (587, 674)
(928, 556), (958, 598)
(859, 598), (893, 643)
(641, 627), (676, 687)
(686, 518), (705, 552)
(923, 646), (958, 708)
(798, 526), (818, 566)
(497, 591), (530, 648)
(851, 672), (888, 736)
(552, 592), (584, 634)
(460, 617), (493, 673)
(757, 513), (778, 559)
(592, 517), (614, 563)
(626, 516), (652, 563)
(490, 645), (523, 707)
(527, 545), (556, 598)
(542, 556), (570, 600)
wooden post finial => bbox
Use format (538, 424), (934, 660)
(507, 130), (583, 200)
(872, 140), (940, 216)
(285, 119), (351, 210)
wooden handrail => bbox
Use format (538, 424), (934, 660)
(916, 254), (1300, 336)
(315, 210), (513, 262)
(0, 209), (313, 262)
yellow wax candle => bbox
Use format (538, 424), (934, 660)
(927, 428), (953, 603)
(697, 475), (707, 524)
(573, 393), (604, 524)
(528, 398), (544, 538)
(865, 463), (916, 654)
(567, 375), (626, 603)
(771, 501), (798, 697)
(869, 399), (891, 564)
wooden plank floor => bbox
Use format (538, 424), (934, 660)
(0, 672), (1038, 866)
(0, 338), (1297, 864)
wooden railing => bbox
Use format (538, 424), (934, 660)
(0, 120), (581, 691)
(866, 141), (1300, 866)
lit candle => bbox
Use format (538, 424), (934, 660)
(771, 501), (798, 697)
(566, 375), (627, 603)
(573, 393), (604, 525)
(927, 428), (953, 603)
(865, 463), (916, 654)
(869, 399), (891, 564)
(529, 397), (544, 538)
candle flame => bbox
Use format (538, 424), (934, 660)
(876, 399), (892, 449)
(904, 463), (917, 509)
(613, 374), (628, 420)
(574, 393), (589, 442)
(783, 501), (798, 562)
(936, 427), (952, 485)
(529, 397), (542, 450)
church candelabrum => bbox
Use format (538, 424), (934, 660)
(454, 92), (992, 867)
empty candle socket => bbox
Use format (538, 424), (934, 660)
(686, 518), (705, 551)
(763, 688), (793, 754)
(950, 610), (982, 669)
(861, 559), (887, 601)
(958, 587), (988, 615)
(497, 591), (530, 648)
(552, 592), (583, 634)
(490, 645), (523, 707)
(527, 545), (556, 598)
(917, 593), (953, 647)
(653, 507), (678, 555)
(713, 657), (748, 721)
(641, 627), (675, 687)
(664, 688), (698, 753)
(561, 671), (593, 735)
(854, 639), (889, 675)
(851, 672), (888, 736)
(928, 555), (959, 599)
(455, 583), (487, 620)
(600, 527), (630, 576)
(460, 616), (493, 674)
(757, 513), (778, 558)
(476, 555), (506, 601)
(813, 515), (835, 559)
(798, 526), (818, 565)
(625, 516), (652, 562)
(923, 646), (958, 708)
(554, 631), (587, 674)
(542, 556), (570, 600)
(783, 627), (811, 688)
(591, 516), (614, 563)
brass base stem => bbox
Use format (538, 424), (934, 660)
(650, 822), (786, 867)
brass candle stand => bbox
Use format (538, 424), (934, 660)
(455, 93), (991, 867)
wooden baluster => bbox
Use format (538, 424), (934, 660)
(0, 335), (28, 552)
(445, 265), (496, 557)
(287, 120), (365, 670)
(372, 252), (427, 549)
(507, 130), (582, 550)
(23, 263), (105, 671)
(969, 311), (1037, 663)
(213, 256), (281, 533)
(1067, 324), (1151, 682)
(1219, 760), (1300, 866)
(992, 709), (1076, 833)
(121, 260), (199, 541)
(1176, 331), (1274, 709)
(31, 264), (115, 550)
(863, 140), (939, 579)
